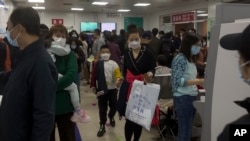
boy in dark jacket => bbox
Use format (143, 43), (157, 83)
(91, 45), (123, 137)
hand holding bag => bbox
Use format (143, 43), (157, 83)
(125, 80), (160, 131)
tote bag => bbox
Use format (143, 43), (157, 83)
(125, 80), (160, 131)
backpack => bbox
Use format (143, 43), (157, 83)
(0, 38), (11, 72)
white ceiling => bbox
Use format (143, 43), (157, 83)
(12, 0), (209, 14)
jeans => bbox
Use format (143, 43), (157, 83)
(174, 95), (197, 141)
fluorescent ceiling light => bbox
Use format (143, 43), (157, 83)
(71, 8), (84, 11)
(32, 6), (45, 9)
(117, 9), (130, 12)
(92, 2), (108, 5)
(28, 0), (44, 3)
(197, 14), (208, 17)
(134, 3), (151, 6)
(0, 5), (5, 8)
(197, 10), (206, 13)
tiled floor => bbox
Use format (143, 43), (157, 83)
(55, 80), (163, 141)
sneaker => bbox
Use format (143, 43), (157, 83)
(71, 110), (91, 123)
(97, 124), (106, 137)
(110, 118), (115, 127)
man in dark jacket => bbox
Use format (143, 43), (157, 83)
(0, 7), (58, 141)
(149, 28), (161, 57)
(0, 37), (19, 95)
(159, 32), (175, 68)
(116, 29), (126, 56)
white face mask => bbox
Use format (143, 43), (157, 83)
(53, 37), (66, 47)
(101, 53), (110, 61)
(128, 41), (140, 49)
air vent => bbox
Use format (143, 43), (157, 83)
(63, 3), (73, 6)
(107, 13), (121, 18)
(162, 16), (171, 23)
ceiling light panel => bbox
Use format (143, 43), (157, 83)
(32, 6), (45, 9)
(71, 8), (84, 11)
(134, 3), (151, 6)
(92, 2), (108, 5)
(117, 9), (130, 12)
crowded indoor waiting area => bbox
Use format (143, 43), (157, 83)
(0, 0), (250, 141)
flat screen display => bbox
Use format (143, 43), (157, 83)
(80, 22), (98, 32)
(101, 23), (116, 32)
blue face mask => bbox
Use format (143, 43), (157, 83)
(6, 27), (20, 47)
(239, 61), (250, 85)
(191, 45), (201, 55)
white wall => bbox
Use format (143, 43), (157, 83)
(39, 11), (146, 33)
(0, 0), (14, 36)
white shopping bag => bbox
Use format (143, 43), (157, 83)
(125, 80), (160, 131)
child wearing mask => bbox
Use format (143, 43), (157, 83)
(47, 32), (90, 124)
(90, 45), (123, 137)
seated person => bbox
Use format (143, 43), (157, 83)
(155, 55), (171, 75)
(155, 55), (172, 99)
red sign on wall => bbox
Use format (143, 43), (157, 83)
(172, 12), (194, 23)
(52, 19), (64, 25)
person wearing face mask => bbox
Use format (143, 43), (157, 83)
(42, 25), (90, 125)
(90, 45), (122, 137)
(69, 38), (85, 88)
(171, 32), (204, 141)
(0, 7), (58, 141)
(217, 24), (250, 141)
(195, 37), (208, 78)
(106, 34), (121, 67)
(117, 24), (156, 141)
(69, 30), (79, 39)
(0, 27), (19, 96)
(46, 25), (83, 141)
(92, 29), (105, 58)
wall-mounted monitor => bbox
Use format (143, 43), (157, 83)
(80, 22), (98, 32)
(101, 22), (116, 32)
